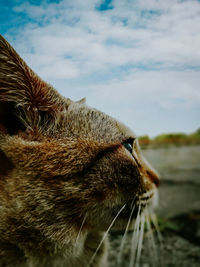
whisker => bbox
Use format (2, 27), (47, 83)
(74, 214), (87, 253)
(145, 209), (158, 264)
(150, 213), (163, 243)
(135, 209), (145, 265)
(130, 196), (136, 209)
(87, 204), (126, 267)
(129, 204), (141, 267)
(150, 213), (163, 266)
(117, 200), (136, 266)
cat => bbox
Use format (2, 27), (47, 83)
(0, 35), (159, 267)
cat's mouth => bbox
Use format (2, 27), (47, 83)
(112, 190), (156, 221)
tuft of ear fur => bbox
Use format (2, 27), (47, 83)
(76, 97), (86, 104)
(0, 35), (68, 135)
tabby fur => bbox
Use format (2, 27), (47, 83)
(0, 35), (159, 267)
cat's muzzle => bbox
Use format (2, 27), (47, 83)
(112, 189), (157, 221)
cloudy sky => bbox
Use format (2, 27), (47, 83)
(1, 0), (200, 137)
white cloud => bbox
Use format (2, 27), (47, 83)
(85, 70), (200, 108)
(5, 0), (200, 135)
(54, 69), (200, 136)
(12, 0), (200, 77)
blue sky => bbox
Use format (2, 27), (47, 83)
(1, 0), (200, 137)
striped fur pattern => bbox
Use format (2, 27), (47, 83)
(0, 35), (159, 267)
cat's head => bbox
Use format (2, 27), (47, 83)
(0, 35), (159, 237)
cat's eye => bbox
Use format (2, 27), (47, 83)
(122, 138), (135, 154)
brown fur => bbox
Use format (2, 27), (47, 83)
(0, 35), (159, 267)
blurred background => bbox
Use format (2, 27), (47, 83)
(1, 0), (200, 266)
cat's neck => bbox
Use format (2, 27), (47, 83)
(28, 231), (108, 267)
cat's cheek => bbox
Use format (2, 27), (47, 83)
(85, 153), (159, 229)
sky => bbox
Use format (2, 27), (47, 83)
(1, 0), (200, 137)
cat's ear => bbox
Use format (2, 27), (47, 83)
(76, 97), (86, 104)
(0, 35), (67, 135)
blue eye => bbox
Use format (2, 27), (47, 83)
(122, 139), (134, 154)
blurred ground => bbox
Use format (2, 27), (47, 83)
(108, 145), (200, 266)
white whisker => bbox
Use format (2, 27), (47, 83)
(87, 204), (126, 267)
(136, 210), (145, 265)
(117, 200), (135, 266)
(129, 205), (141, 267)
(74, 214), (87, 253)
(145, 209), (158, 264)
(150, 213), (163, 266)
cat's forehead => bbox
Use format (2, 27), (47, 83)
(65, 102), (136, 142)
